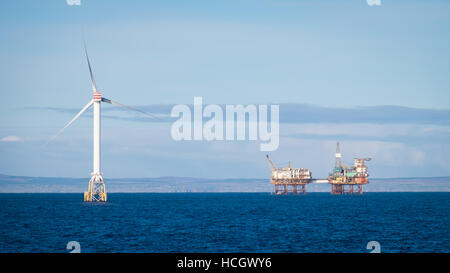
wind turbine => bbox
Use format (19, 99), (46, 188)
(49, 44), (157, 202)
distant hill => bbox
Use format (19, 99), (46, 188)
(0, 174), (449, 193)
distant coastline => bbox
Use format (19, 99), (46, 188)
(0, 174), (449, 193)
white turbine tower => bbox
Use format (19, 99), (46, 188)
(49, 44), (157, 202)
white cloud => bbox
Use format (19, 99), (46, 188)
(0, 136), (22, 142)
(366, 0), (381, 6)
(66, 0), (81, 6)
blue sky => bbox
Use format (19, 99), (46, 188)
(0, 0), (449, 179)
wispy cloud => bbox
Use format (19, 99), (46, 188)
(0, 136), (22, 142)
(66, 0), (81, 6)
(366, 0), (381, 7)
(26, 103), (450, 125)
(279, 104), (450, 125)
(24, 106), (171, 123)
(285, 131), (450, 145)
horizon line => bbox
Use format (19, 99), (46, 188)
(1, 173), (450, 181)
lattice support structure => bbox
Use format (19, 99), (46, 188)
(330, 184), (364, 195)
(274, 183), (307, 195)
(84, 173), (107, 202)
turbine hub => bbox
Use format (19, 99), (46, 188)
(93, 91), (102, 102)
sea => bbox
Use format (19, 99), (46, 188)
(0, 193), (448, 253)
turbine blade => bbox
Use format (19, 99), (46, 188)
(46, 100), (94, 145)
(84, 41), (98, 93)
(101, 97), (161, 121)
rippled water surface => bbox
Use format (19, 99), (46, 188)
(0, 193), (448, 253)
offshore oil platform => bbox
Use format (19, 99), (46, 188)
(266, 155), (313, 194)
(266, 142), (371, 195)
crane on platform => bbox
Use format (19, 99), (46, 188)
(265, 155), (278, 171)
(355, 158), (372, 163)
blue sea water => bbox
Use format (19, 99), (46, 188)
(0, 193), (448, 253)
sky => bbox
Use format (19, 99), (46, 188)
(0, 0), (449, 179)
